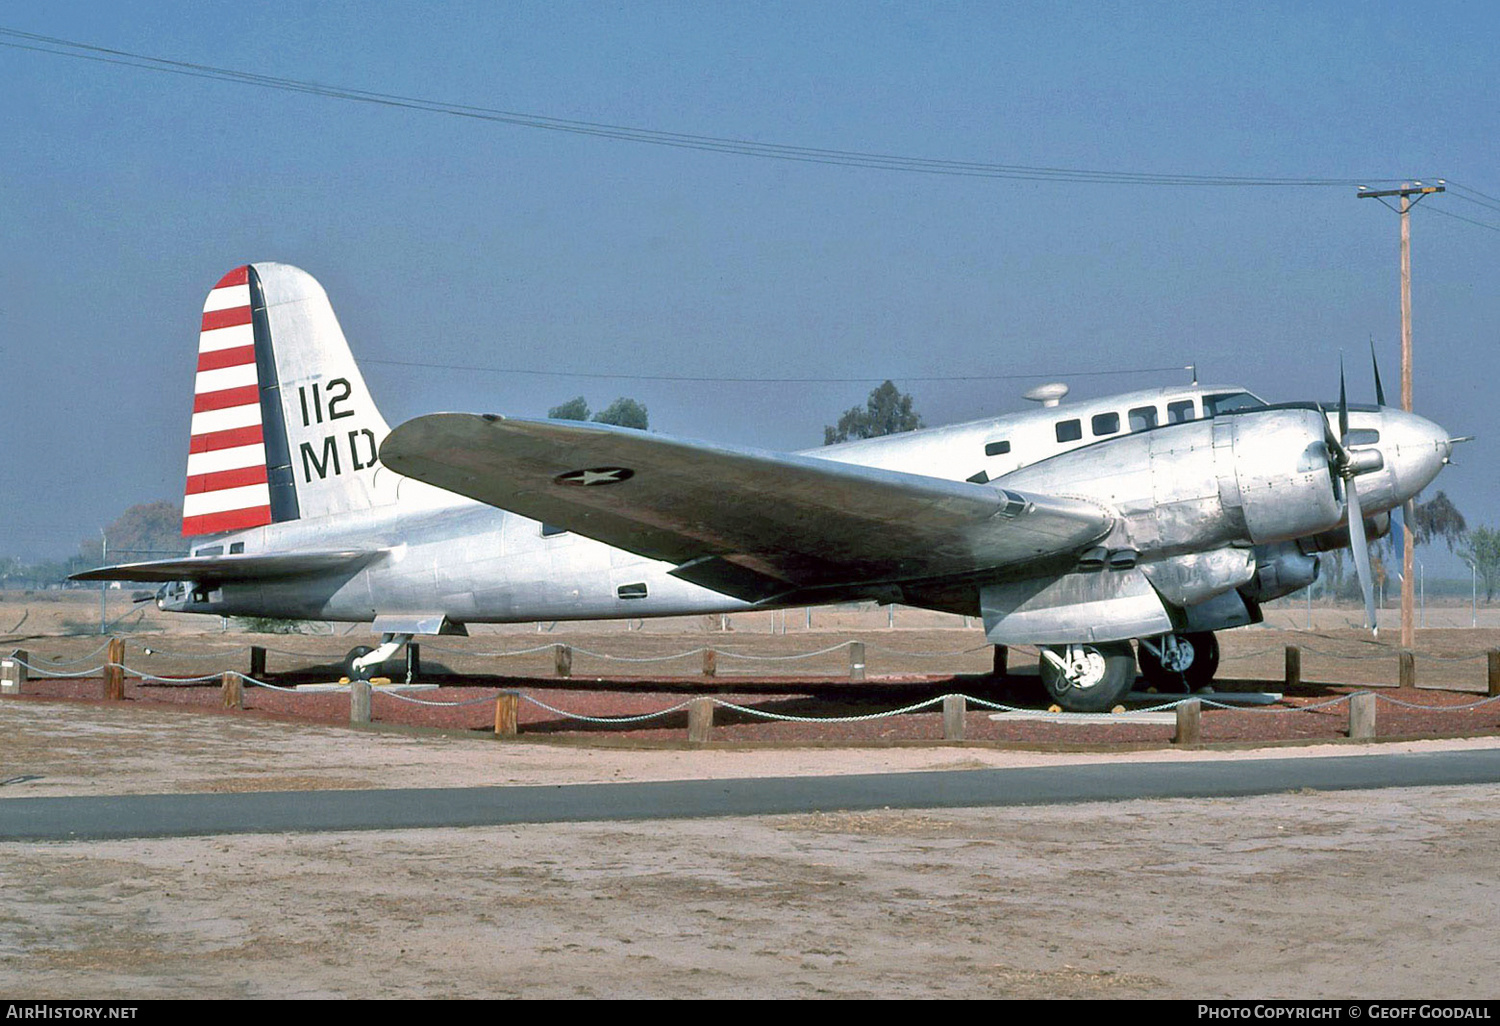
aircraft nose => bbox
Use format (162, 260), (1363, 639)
(1382, 409), (1454, 500)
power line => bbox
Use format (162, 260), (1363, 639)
(1449, 182), (1500, 207)
(1414, 204), (1500, 234)
(0, 26), (1414, 188)
(360, 356), (1192, 384)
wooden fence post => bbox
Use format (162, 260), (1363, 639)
(687, 697), (714, 743)
(104, 637), (125, 701)
(350, 679), (372, 724)
(942, 694), (966, 741)
(1174, 699), (1202, 745)
(1285, 646), (1301, 689)
(1399, 650), (1416, 689)
(702, 649), (717, 678)
(1349, 692), (1377, 740)
(249, 646), (266, 679)
(494, 691), (519, 736)
(849, 642), (866, 681)
(1, 650), (26, 695)
(1488, 650), (1500, 698)
(221, 671), (243, 710)
(554, 644), (572, 678)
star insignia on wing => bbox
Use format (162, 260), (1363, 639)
(553, 467), (635, 487)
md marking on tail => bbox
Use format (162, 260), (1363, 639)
(75, 263), (1465, 709)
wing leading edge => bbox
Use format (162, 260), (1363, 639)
(382, 414), (1113, 601)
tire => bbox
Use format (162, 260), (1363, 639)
(344, 645), (375, 681)
(1137, 632), (1219, 692)
(1038, 642), (1137, 712)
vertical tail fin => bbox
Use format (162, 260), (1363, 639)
(184, 263), (392, 537)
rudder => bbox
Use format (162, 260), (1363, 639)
(183, 263), (393, 537)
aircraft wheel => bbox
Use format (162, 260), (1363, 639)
(1138, 632), (1219, 692)
(1038, 642), (1136, 712)
(344, 645), (375, 681)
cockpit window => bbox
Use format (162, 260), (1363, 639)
(1203, 391), (1268, 416)
(1167, 400), (1196, 424)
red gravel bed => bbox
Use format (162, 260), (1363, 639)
(12, 671), (1500, 746)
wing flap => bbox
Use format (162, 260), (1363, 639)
(382, 414), (1114, 594)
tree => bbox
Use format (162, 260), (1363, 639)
(549, 396), (649, 429)
(1411, 491), (1468, 552)
(823, 380), (923, 445)
(1459, 526), (1500, 603)
(79, 500), (185, 564)
(548, 397), (591, 421)
(592, 397), (649, 430)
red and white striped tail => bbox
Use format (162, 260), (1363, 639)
(183, 266), (272, 536)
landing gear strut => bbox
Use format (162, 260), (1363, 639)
(1037, 641), (1136, 712)
(1136, 632), (1219, 692)
(345, 633), (415, 682)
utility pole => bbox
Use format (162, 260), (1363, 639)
(1358, 181), (1444, 648)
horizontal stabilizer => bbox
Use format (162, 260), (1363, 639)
(70, 550), (378, 584)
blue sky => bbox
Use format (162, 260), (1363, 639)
(1, 1), (1495, 575)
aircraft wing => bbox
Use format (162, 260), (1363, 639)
(382, 414), (1113, 602)
(69, 551), (377, 584)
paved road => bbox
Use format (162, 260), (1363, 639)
(4, 748), (1500, 841)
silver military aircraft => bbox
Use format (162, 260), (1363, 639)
(75, 263), (1462, 711)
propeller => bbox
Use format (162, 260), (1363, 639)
(1324, 357), (1381, 633)
(1370, 339), (1387, 408)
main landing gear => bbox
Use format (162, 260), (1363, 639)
(1037, 641), (1136, 713)
(1136, 632), (1219, 693)
(1033, 631), (1221, 712)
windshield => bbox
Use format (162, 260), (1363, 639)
(1203, 391), (1268, 416)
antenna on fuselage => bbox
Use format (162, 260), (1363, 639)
(1186, 363), (1198, 386)
(1022, 382), (1069, 408)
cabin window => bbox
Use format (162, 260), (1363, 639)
(540, 523), (569, 538)
(1055, 419), (1082, 443)
(617, 582), (648, 600)
(1091, 412), (1120, 436)
(1167, 400), (1196, 424)
(984, 439), (1010, 457)
(193, 546), (223, 557)
(1129, 406), (1158, 431)
(966, 470), (990, 484)
(229, 542), (244, 554)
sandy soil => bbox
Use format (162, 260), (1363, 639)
(3, 699), (1500, 999)
(6, 596), (1500, 999)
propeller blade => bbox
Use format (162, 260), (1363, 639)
(1371, 340), (1388, 407)
(1346, 479), (1377, 633)
(1319, 403), (1350, 469)
(1338, 356), (1350, 440)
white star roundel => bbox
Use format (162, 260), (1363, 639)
(553, 467), (635, 487)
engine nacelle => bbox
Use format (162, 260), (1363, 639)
(1242, 541), (1320, 603)
(999, 407), (1346, 560)
(1217, 408), (1343, 544)
(1298, 512), (1391, 554)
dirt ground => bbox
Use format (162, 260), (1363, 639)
(5, 594), (1500, 998)
(3, 698), (1500, 999)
